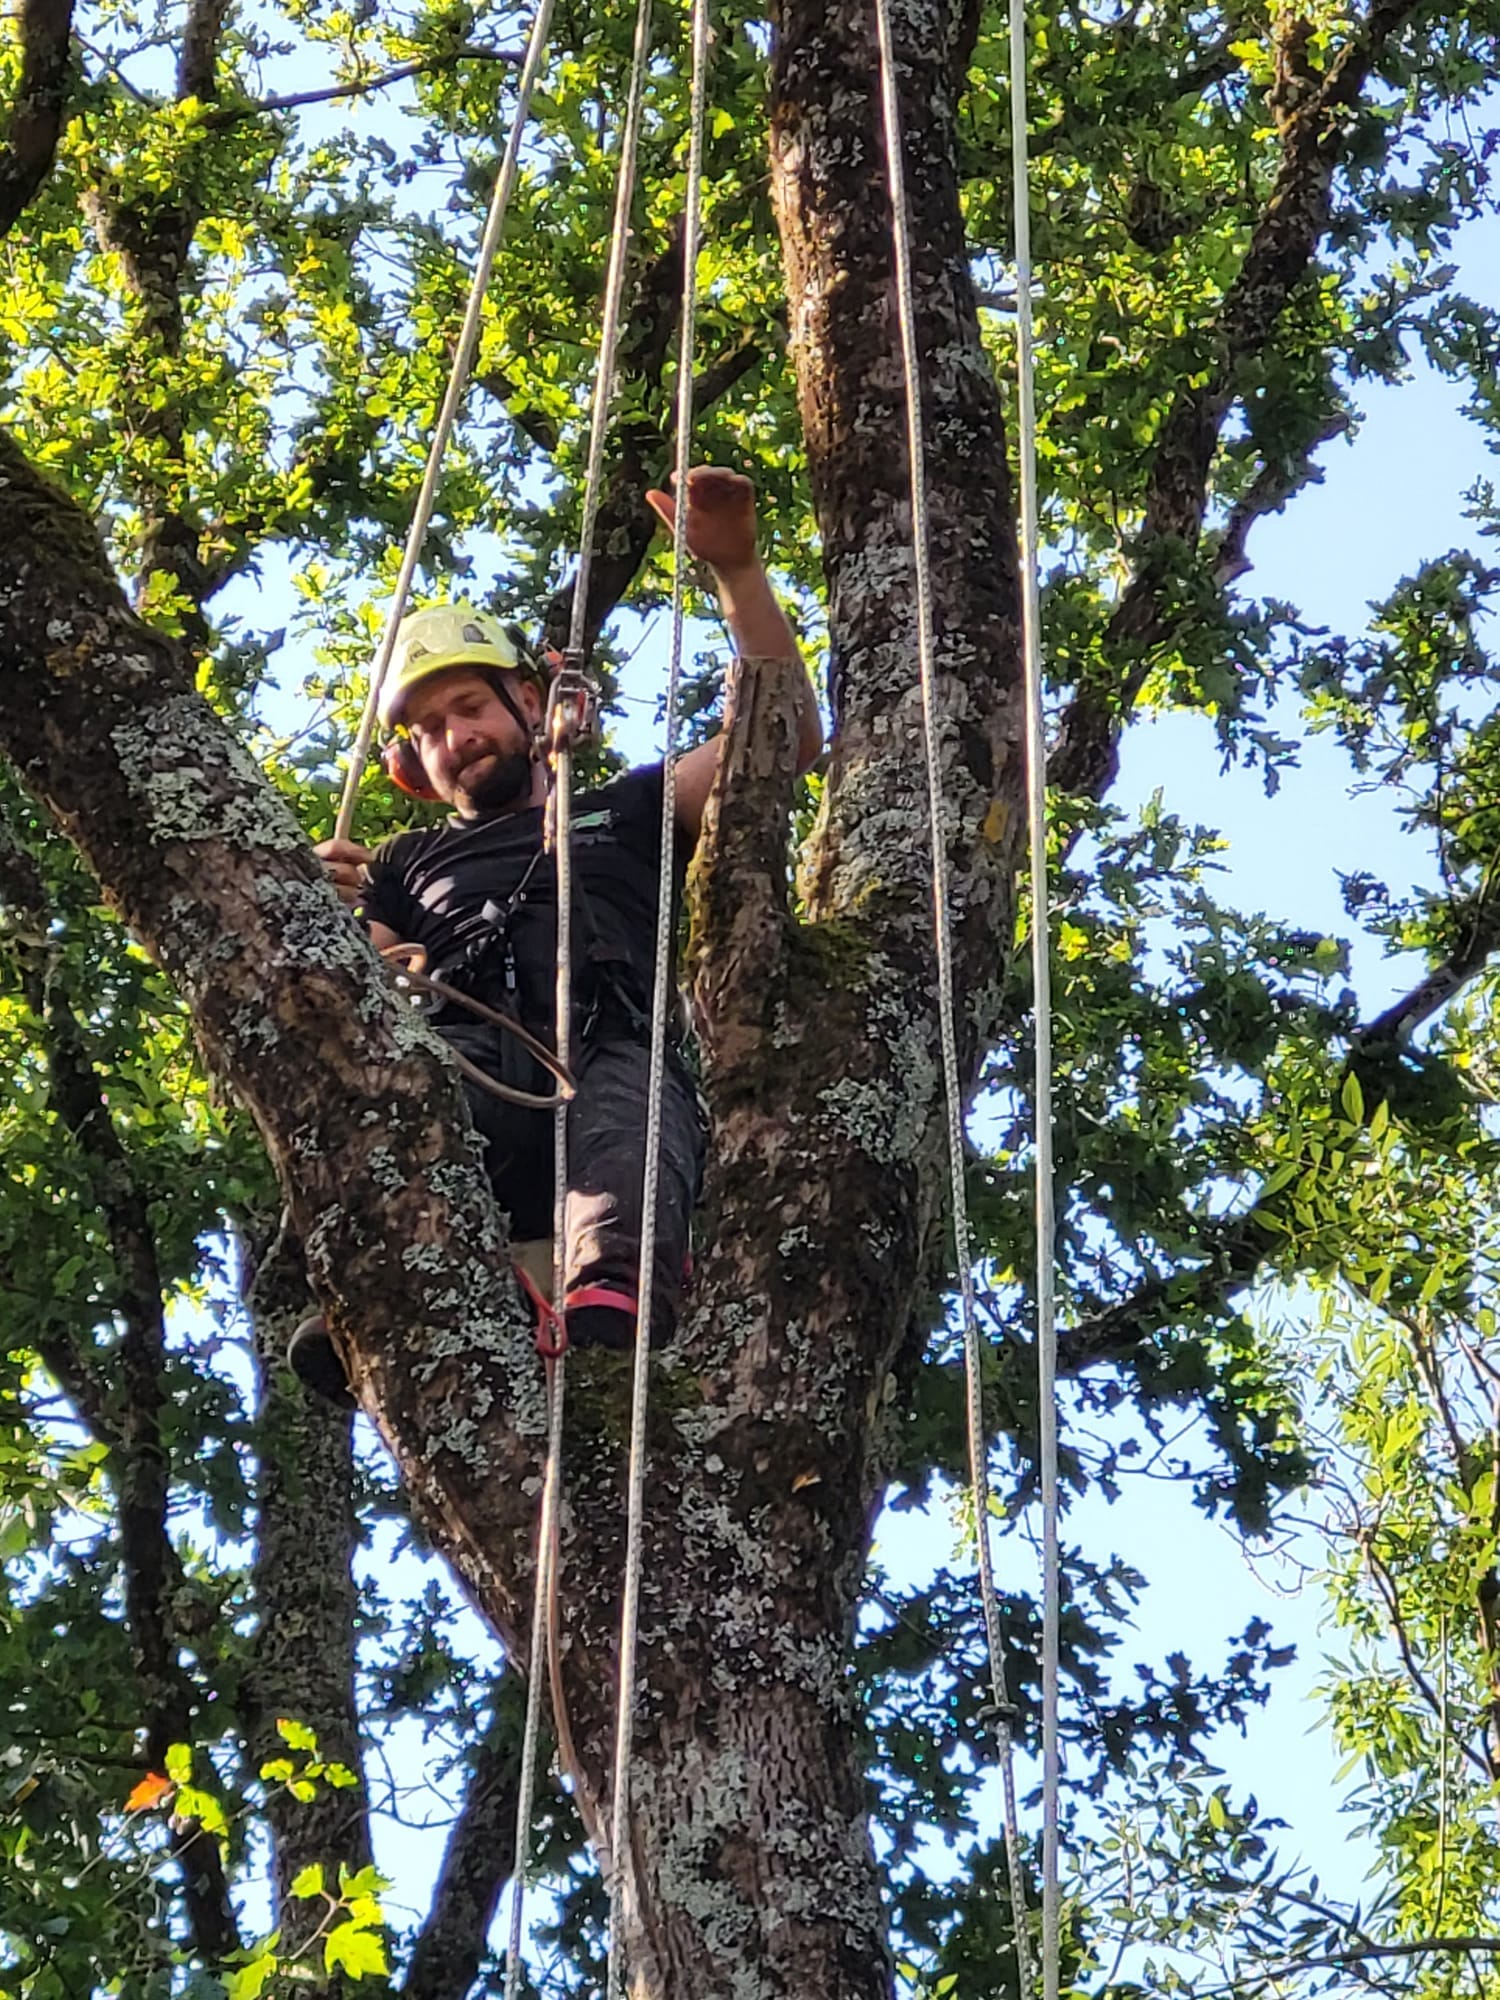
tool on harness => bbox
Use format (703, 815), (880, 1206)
(380, 938), (576, 1112)
(547, 651), (599, 756)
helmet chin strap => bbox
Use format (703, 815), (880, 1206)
(482, 668), (535, 744)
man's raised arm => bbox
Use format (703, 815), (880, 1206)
(646, 466), (823, 847)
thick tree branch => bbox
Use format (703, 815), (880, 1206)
(771, 0), (1025, 1065)
(0, 418), (543, 1612)
(0, 0), (74, 238)
(177, 0), (227, 102)
(78, 0), (233, 645)
(473, 224), (775, 658)
(543, 321), (770, 657)
(1264, 1937), (1500, 1977)
(1056, 1216), (1272, 1373)
(1355, 886), (1500, 1050)
(1214, 410), (1350, 585)
(1049, 0), (1428, 804)
(687, 652), (802, 1082)
(401, 1695), (522, 2000)
(241, 1215), (373, 1956)
(0, 824), (126, 1445)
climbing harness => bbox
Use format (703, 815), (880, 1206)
(871, 0), (1059, 1994)
(601, 0), (711, 1987)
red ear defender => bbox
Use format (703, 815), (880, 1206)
(381, 734), (439, 800)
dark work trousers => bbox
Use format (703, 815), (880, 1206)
(439, 1019), (706, 1339)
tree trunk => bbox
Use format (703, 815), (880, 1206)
(241, 1216), (373, 1953)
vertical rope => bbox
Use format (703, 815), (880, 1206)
(550, 749), (575, 1410)
(604, 0), (711, 1988)
(500, 1), (657, 1984)
(567, 0), (656, 659)
(501, 1348), (566, 2000)
(870, 3), (1038, 1994)
(334, 0), (558, 841)
(1007, 0), (1060, 1978)
(501, 741), (577, 2000)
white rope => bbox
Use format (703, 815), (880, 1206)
(502, 1341), (566, 2000)
(605, 0), (711, 1987)
(568, 0), (656, 659)
(1008, 0), (1061, 1976)
(501, 1), (658, 1987)
(334, 0), (557, 842)
(870, 4), (1043, 1996)
(500, 733), (575, 2000)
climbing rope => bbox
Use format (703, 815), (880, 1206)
(499, 1), (658, 1991)
(871, 0), (1055, 1994)
(380, 942), (576, 1109)
(333, 0), (557, 840)
(1008, 0), (1062, 1971)
(604, 0), (711, 1988)
(501, 694), (583, 2000)
(568, 0), (656, 662)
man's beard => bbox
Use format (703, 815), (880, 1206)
(453, 748), (533, 817)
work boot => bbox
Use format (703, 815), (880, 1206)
(286, 1314), (355, 1411)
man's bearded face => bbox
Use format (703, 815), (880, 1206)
(404, 668), (540, 819)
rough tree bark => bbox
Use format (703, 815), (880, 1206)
(0, 0), (1027, 1992)
(241, 1219), (374, 1956)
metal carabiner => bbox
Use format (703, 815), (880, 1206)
(544, 649), (599, 760)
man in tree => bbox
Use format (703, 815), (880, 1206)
(294, 464), (822, 1400)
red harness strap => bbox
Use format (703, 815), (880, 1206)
(511, 1257), (568, 1360)
(562, 1283), (638, 1319)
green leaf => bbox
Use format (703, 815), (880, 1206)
(225, 1956), (277, 2000)
(276, 1717), (319, 1753)
(291, 1862), (325, 1900)
(338, 1863), (388, 1899)
(324, 1922), (389, 1980)
(1340, 1071), (1364, 1125)
(165, 1742), (193, 1785)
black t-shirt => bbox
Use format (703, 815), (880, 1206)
(362, 762), (681, 1031)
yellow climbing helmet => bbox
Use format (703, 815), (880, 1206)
(377, 603), (539, 729)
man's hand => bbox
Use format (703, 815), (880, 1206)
(314, 837), (374, 911)
(650, 464), (824, 851)
(646, 465), (760, 577)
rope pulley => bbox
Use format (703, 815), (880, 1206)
(546, 652), (599, 752)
